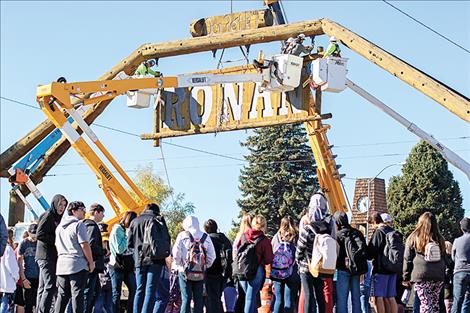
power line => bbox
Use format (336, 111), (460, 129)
(382, 0), (470, 54)
(2, 96), (469, 165)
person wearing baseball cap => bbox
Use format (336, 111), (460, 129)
(451, 217), (470, 313)
(380, 213), (393, 226)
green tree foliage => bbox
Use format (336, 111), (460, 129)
(129, 164), (194, 242)
(237, 124), (318, 237)
(387, 141), (464, 241)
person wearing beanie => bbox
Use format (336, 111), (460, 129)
(451, 217), (470, 313)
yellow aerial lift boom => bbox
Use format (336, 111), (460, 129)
(36, 55), (322, 227)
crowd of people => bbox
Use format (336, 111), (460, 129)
(0, 192), (469, 313)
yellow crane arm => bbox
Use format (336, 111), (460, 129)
(321, 19), (470, 123)
(36, 77), (176, 227)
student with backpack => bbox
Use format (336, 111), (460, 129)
(233, 214), (252, 313)
(296, 192), (337, 313)
(270, 216), (300, 313)
(403, 212), (446, 313)
(368, 212), (403, 313)
(109, 211), (137, 313)
(173, 216), (216, 313)
(233, 215), (273, 313)
(334, 211), (368, 313)
(203, 219), (232, 313)
(128, 203), (171, 313)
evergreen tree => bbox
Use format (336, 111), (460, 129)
(237, 124), (318, 236)
(387, 141), (464, 241)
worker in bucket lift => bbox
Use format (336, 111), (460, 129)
(134, 59), (161, 77)
(323, 36), (342, 58)
(280, 37), (295, 54)
(286, 33), (313, 56)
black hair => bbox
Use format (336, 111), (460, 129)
(145, 203), (160, 214)
(89, 203), (105, 213)
(67, 201), (85, 216)
(368, 212), (383, 225)
(204, 219), (218, 234)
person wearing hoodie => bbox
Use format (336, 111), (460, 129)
(82, 203), (106, 313)
(35, 193), (67, 313)
(235, 215), (273, 313)
(0, 243), (19, 313)
(334, 211), (368, 313)
(54, 201), (95, 313)
(203, 219), (232, 313)
(296, 192), (336, 313)
(128, 203), (171, 313)
(173, 216), (216, 313)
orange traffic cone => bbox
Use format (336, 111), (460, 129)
(258, 279), (273, 313)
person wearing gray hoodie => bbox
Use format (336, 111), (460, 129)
(54, 201), (94, 313)
(35, 193), (67, 313)
(173, 216), (216, 313)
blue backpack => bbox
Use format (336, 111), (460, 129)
(270, 234), (295, 281)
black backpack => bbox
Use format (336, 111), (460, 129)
(232, 234), (264, 281)
(342, 228), (368, 275)
(380, 229), (405, 273)
(142, 216), (171, 261)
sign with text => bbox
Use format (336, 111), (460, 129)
(190, 10), (274, 37)
(151, 66), (316, 139)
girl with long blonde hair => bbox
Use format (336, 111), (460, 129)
(403, 212), (446, 313)
(271, 216), (300, 313)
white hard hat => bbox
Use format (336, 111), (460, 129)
(145, 59), (156, 67)
(287, 37), (294, 43)
(329, 36), (337, 42)
(298, 33), (306, 40)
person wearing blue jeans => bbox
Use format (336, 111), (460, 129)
(134, 263), (169, 313)
(451, 217), (470, 313)
(334, 211), (368, 313)
(178, 272), (204, 313)
(452, 272), (470, 313)
(239, 266), (265, 313)
(127, 203), (172, 313)
(336, 270), (362, 313)
(361, 262), (372, 313)
(110, 267), (135, 313)
(272, 272), (300, 313)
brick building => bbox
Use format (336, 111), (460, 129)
(351, 178), (388, 239)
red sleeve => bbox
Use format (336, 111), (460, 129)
(257, 237), (274, 265)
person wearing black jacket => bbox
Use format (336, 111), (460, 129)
(82, 203), (105, 313)
(204, 219), (232, 313)
(128, 203), (171, 313)
(367, 212), (398, 313)
(335, 211), (367, 313)
(35, 194), (67, 313)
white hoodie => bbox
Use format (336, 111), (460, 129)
(172, 216), (216, 272)
(0, 245), (19, 293)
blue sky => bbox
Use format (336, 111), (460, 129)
(1, 1), (469, 232)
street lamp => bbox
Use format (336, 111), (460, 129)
(365, 162), (405, 239)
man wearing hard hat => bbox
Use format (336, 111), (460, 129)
(134, 59), (161, 77)
(323, 36), (342, 58)
(286, 33), (313, 56)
